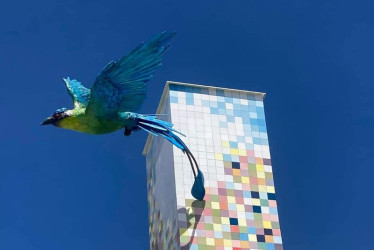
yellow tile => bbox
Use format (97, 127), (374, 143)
(263, 220), (272, 229)
(237, 204), (245, 212)
(221, 141), (229, 147)
(223, 239), (232, 247)
(238, 149), (247, 156)
(230, 148), (239, 155)
(242, 177), (249, 184)
(211, 202), (220, 209)
(238, 218), (247, 226)
(227, 196), (236, 203)
(257, 171), (265, 178)
(221, 217), (230, 225)
(249, 234), (257, 241)
(252, 198), (260, 206)
(256, 164), (264, 171)
(267, 186), (275, 193)
(213, 224), (222, 231)
(242, 176), (250, 183)
(259, 185), (267, 192)
(215, 153), (223, 161)
(206, 238), (215, 246)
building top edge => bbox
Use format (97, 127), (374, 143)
(166, 81), (266, 97)
(142, 81), (266, 156)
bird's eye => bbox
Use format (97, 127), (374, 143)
(54, 114), (60, 118)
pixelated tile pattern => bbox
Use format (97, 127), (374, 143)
(169, 84), (283, 250)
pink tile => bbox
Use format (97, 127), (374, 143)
(240, 163), (247, 169)
(242, 184), (251, 190)
(229, 210), (238, 217)
(273, 229), (281, 236)
(262, 214), (271, 221)
(247, 150), (255, 157)
(269, 200), (277, 207)
(232, 240), (241, 247)
(218, 181), (226, 188)
(206, 230), (214, 237)
(240, 156), (248, 163)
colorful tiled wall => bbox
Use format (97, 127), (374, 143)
(145, 82), (283, 250)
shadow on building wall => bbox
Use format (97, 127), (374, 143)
(179, 200), (206, 250)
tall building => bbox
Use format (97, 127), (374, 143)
(143, 81), (283, 250)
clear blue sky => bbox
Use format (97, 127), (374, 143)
(1, 0), (373, 249)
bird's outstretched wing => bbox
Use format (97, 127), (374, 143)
(63, 77), (91, 108)
(86, 31), (176, 117)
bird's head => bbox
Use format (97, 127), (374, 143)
(41, 108), (72, 126)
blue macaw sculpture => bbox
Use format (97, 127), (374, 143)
(41, 32), (205, 200)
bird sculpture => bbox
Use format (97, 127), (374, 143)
(41, 32), (205, 200)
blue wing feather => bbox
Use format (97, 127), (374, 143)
(86, 32), (176, 117)
(63, 77), (91, 108)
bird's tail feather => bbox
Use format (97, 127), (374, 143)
(135, 114), (205, 200)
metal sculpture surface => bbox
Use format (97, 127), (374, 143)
(41, 32), (205, 200)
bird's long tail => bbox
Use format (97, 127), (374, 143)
(135, 114), (205, 200)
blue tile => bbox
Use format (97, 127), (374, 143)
(252, 125), (259, 132)
(266, 244), (275, 250)
(259, 125), (267, 132)
(231, 155), (239, 162)
(229, 141), (238, 148)
(225, 97), (233, 103)
(229, 204), (237, 210)
(186, 98), (194, 105)
(218, 101), (226, 109)
(243, 191), (252, 198)
(226, 110), (234, 116)
(248, 227), (256, 234)
(234, 110), (241, 116)
(227, 116), (234, 122)
(234, 104), (241, 110)
(214, 231), (223, 238)
(226, 181), (234, 189)
(223, 154), (231, 161)
(253, 137), (262, 145)
(218, 109), (226, 115)
(250, 119), (258, 125)
(217, 96), (225, 102)
(258, 119), (266, 126)
(270, 207), (278, 215)
(240, 233), (249, 241)
(245, 212), (254, 220)
(170, 96), (178, 103)
(219, 121), (228, 128)
(202, 100), (210, 107)
(210, 107), (219, 114)
(169, 90), (178, 97)
(229, 217), (238, 225)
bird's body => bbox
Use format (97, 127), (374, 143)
(42, 32), (205, 200)
(57, 109), (125, 134)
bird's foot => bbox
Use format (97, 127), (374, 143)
(124, 128), (132, 136)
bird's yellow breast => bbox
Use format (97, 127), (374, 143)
(57, 115), (123, 134)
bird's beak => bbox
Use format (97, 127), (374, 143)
(41, 116), (56, 126)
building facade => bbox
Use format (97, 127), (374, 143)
(143, 82), (283, 250)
